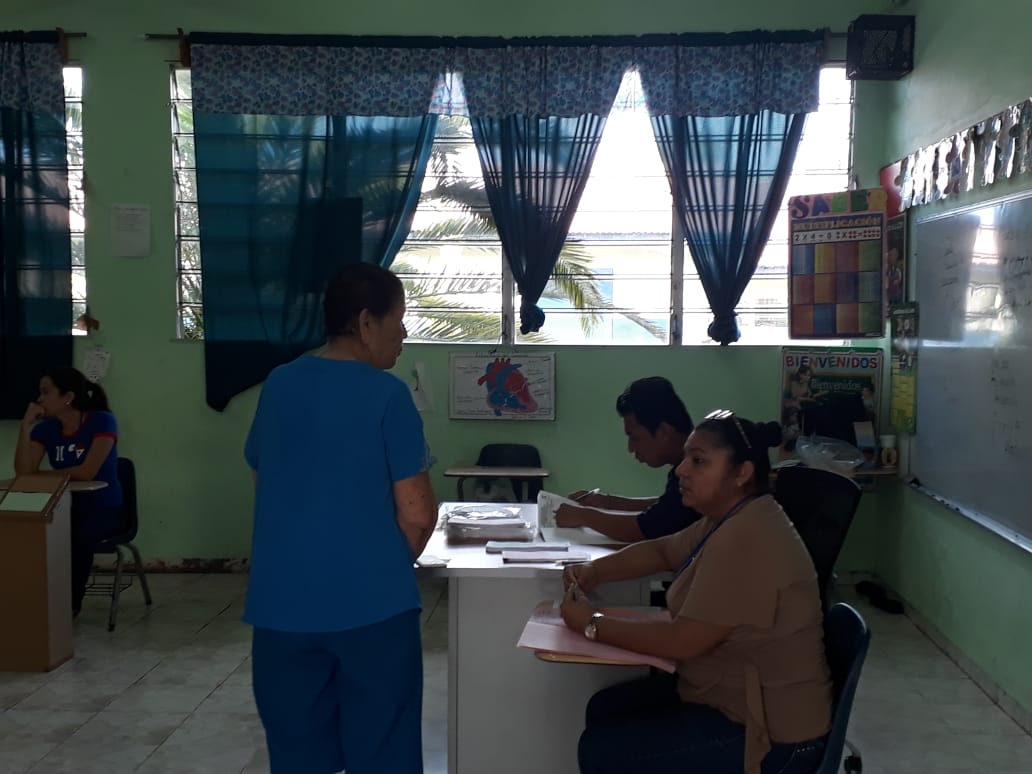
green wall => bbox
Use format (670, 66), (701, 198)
(0, 0), (886, 562)
(878, 0), (1032, 717)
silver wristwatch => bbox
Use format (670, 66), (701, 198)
(584, 611), (605, 641)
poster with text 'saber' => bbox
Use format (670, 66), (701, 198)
(788, 188), (887, 339)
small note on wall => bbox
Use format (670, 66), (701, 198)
(111, 204), (151, 257)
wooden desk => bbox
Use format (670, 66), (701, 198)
(0, 476), (74, 671)
(0, 478), (108, 493)
(535, 650), (650, 667)
(419, 502), (650, 774)
(443, 465), (550, 501)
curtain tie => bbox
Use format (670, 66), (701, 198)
(519, 301), (547, 335)
(707, 311), (741, 346)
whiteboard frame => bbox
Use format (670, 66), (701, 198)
(910, 482), (1032, 556)
(912, 189), (1032, 556)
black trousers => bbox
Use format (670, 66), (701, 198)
(70, 501), (122, 615)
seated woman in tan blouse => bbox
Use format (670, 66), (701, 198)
(561, 410), (832, 774)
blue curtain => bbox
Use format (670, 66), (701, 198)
(651, 111), (805, 344)
(193, 112), (437, 410)
(470, 115), (608, 334)
(0, 32), (71, 418)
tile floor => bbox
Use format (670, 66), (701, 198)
(0, 574), (1029, 773)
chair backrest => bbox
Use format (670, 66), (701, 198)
(774, 465), (862, 607)
(475, 444), (544, 501)
(816, 603), (870, 774)
(115, 456), (139, 542)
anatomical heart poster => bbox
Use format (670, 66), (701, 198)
(449, 352), (555, 420)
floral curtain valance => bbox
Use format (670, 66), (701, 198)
(190, 41), (446, 116)
(458, 46), (631, 118)
(187, 30), (824, 119)
(637, 38), (823, 117)
(0, 32), (64, 113)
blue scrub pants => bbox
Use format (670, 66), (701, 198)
(252, 608), (423, 774)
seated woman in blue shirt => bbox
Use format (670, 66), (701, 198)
(244, 262), (438, 774)
(13, 367), (123, 617)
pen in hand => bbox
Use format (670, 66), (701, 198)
(572, 488), (601, 503)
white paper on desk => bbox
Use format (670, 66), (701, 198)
(540, 526), (629, 547)
(111, 204), (151, 257)
(502, 550), (589, 563)
(517, 601), (676, 673)
(447, 516), (528, 527)
(537, 490), (639, 528)
(0, 491), (53, 512)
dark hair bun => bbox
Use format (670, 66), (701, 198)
(754, 421), (783, 449)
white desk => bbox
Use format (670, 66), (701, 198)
(420, 502), (650, 774)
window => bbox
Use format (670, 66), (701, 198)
(403, 66), (854, 345)
(171, 66), (853, 344)
(170, 68), (201, 339)
(65, 67), (87, 334)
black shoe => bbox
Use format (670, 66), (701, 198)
(855, 581), (904, 615)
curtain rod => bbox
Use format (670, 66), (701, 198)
(146, 30), (847, 42)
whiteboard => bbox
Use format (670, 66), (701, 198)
(913, 190), (1032, 552)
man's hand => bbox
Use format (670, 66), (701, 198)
(555, 504), (589, 528)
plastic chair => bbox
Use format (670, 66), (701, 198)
(815, 603), (870, 774)
(774, 465), (863, 609)
(469, 443), (544, 502)
(87, 457), (153, 631)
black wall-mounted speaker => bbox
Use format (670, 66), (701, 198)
(846, 14), (915, 81)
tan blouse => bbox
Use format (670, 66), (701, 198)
(663, 494), (832, 774)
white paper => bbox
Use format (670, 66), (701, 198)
(540, 526), (629, 547)
(0, 491), (53, 512)
(502, 550), (590, 563)
(516, 601), (676, 672)
(111, 204), (151, 257)
(536, 490), (637, 527)
(82, 346), (111, 383)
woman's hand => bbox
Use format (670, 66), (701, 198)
(560, 585), (595, 633)
(563, 562), (599, 594)
(21, 402), (44, 427)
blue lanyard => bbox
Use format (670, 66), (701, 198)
(675, 495), (755, 576)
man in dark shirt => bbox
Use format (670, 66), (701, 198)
(555, 376), (702, 542)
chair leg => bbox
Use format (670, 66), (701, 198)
(108, 545), (125, 632)
(126, 542), (152, 606)
(843, 738), (863, 773)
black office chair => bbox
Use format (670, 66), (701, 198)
(815, 603), (869, 774)
(88, 457), (153, 631)
(774, 465), (863, 609)
(774, 466), (865, 773)
(466, 443), (544, 502)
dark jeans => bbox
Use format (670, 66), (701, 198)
(71, 502), (122, 615)
(578, 675), (826, 774)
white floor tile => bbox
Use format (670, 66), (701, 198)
(0, 576), (1027, 773)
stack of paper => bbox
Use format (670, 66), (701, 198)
(501, 551), (591, 564)
(444, 505), (533, 542)
(517, 601), (676, 672)
(486, 541), (570, 553)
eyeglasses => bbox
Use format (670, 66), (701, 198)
(704, 409), (752, 450)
